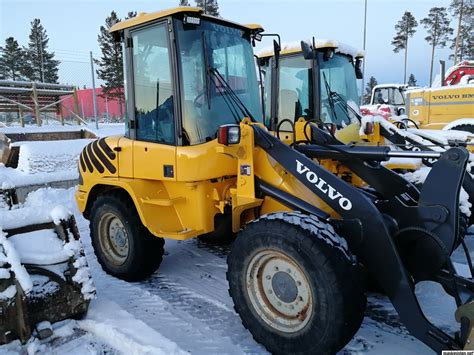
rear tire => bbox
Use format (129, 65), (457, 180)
(227, 212), (366, 354)
(89, 190), (164, 282)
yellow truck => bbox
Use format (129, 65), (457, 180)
(407, 84), (474, 131)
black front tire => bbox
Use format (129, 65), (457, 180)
(227, 212), (366, 354)
(89, 190), (165, 282)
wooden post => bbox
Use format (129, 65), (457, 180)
(32, 82), (42, 126)
(56, 101), (64, 126)
(19, 106), (24, 127)
(73, 88), (81, 125)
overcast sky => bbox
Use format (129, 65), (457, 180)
(0, 0), (456, 89)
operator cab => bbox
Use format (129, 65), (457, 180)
(370, 84), (407, 114)
(111, 7), (264, 147)
(258, 40), (363, 131)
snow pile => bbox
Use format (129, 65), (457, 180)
(9, 229), (70, 265)
(16, 139), (92, 174)
(0, 188), (76, 230)
(0, 187), (95, 300)
(63, 238), (95, 300)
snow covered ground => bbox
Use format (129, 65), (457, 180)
(1, 185), (467, 354)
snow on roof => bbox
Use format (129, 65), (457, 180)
(257, 38), (365, 59)
(373, 83), (408, 89)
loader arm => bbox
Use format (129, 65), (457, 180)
(253, 124), (467, 352)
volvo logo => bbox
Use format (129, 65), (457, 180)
(296, 160), (353, 211)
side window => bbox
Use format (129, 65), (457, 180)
(375, 88), (388, 104)
(392, 88), (405, 105)
(278, 56), (312, 127)
(132, 24), (175, 144)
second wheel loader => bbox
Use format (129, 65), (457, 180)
(77, 7), (474, 354)
(257, 38), (474, 226)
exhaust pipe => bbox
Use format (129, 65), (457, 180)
(440, 60), (446, 86)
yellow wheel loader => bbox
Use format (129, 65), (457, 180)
(77, 7), (474, 353)
(257, 39), (474, 227)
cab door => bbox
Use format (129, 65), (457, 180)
(129, 22), (176, 181)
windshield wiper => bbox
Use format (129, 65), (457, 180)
(210, 67), (257, 122)
(202, 32), (212, 110)
(322, 73), (361, 124)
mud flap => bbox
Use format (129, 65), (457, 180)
(0, 217), (94, 345)
(456, 302), (474, 350)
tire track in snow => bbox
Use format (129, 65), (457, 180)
(77, 218), (266, 354)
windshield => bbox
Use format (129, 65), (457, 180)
(175, 19), (262, 145)
(319, 53), (359, 127)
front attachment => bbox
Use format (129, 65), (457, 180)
(0, 216), (94, 344)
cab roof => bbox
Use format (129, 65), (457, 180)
(257, 39), (365, 59)
(110, 6), (263, 34)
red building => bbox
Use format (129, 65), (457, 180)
(61, 87), (124, 121)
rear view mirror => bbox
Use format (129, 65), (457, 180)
(355, 58), (363, 79)
(301, 41), (314, 60)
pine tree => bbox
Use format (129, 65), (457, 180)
(391, 11), (418, 84)
(179, 0), (190, 6)
(195, 0), (220, 16)
(421, 7), (454, 86)
(95, 11), (136, 118)
(407, 73), (417, 86)
(449, 0), (474, 62)
(0, 37), (27, 81)
(363, 76), (378, 104)
(24, 19), (60, 83)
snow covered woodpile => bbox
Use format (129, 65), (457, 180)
(0, 188), (94, 344)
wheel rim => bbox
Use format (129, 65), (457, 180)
(246, 249), (313, 333)
(98, 212), (130, 266)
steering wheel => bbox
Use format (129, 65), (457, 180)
(394, 118), (419, 130)
(193, 91), (206, 108)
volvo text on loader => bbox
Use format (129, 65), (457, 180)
(76, 7), (474, 354)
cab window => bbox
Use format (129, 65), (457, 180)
(176, 19), (262, 145)
(278, 55), (312, 128)
(132, 24), (175, 144)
